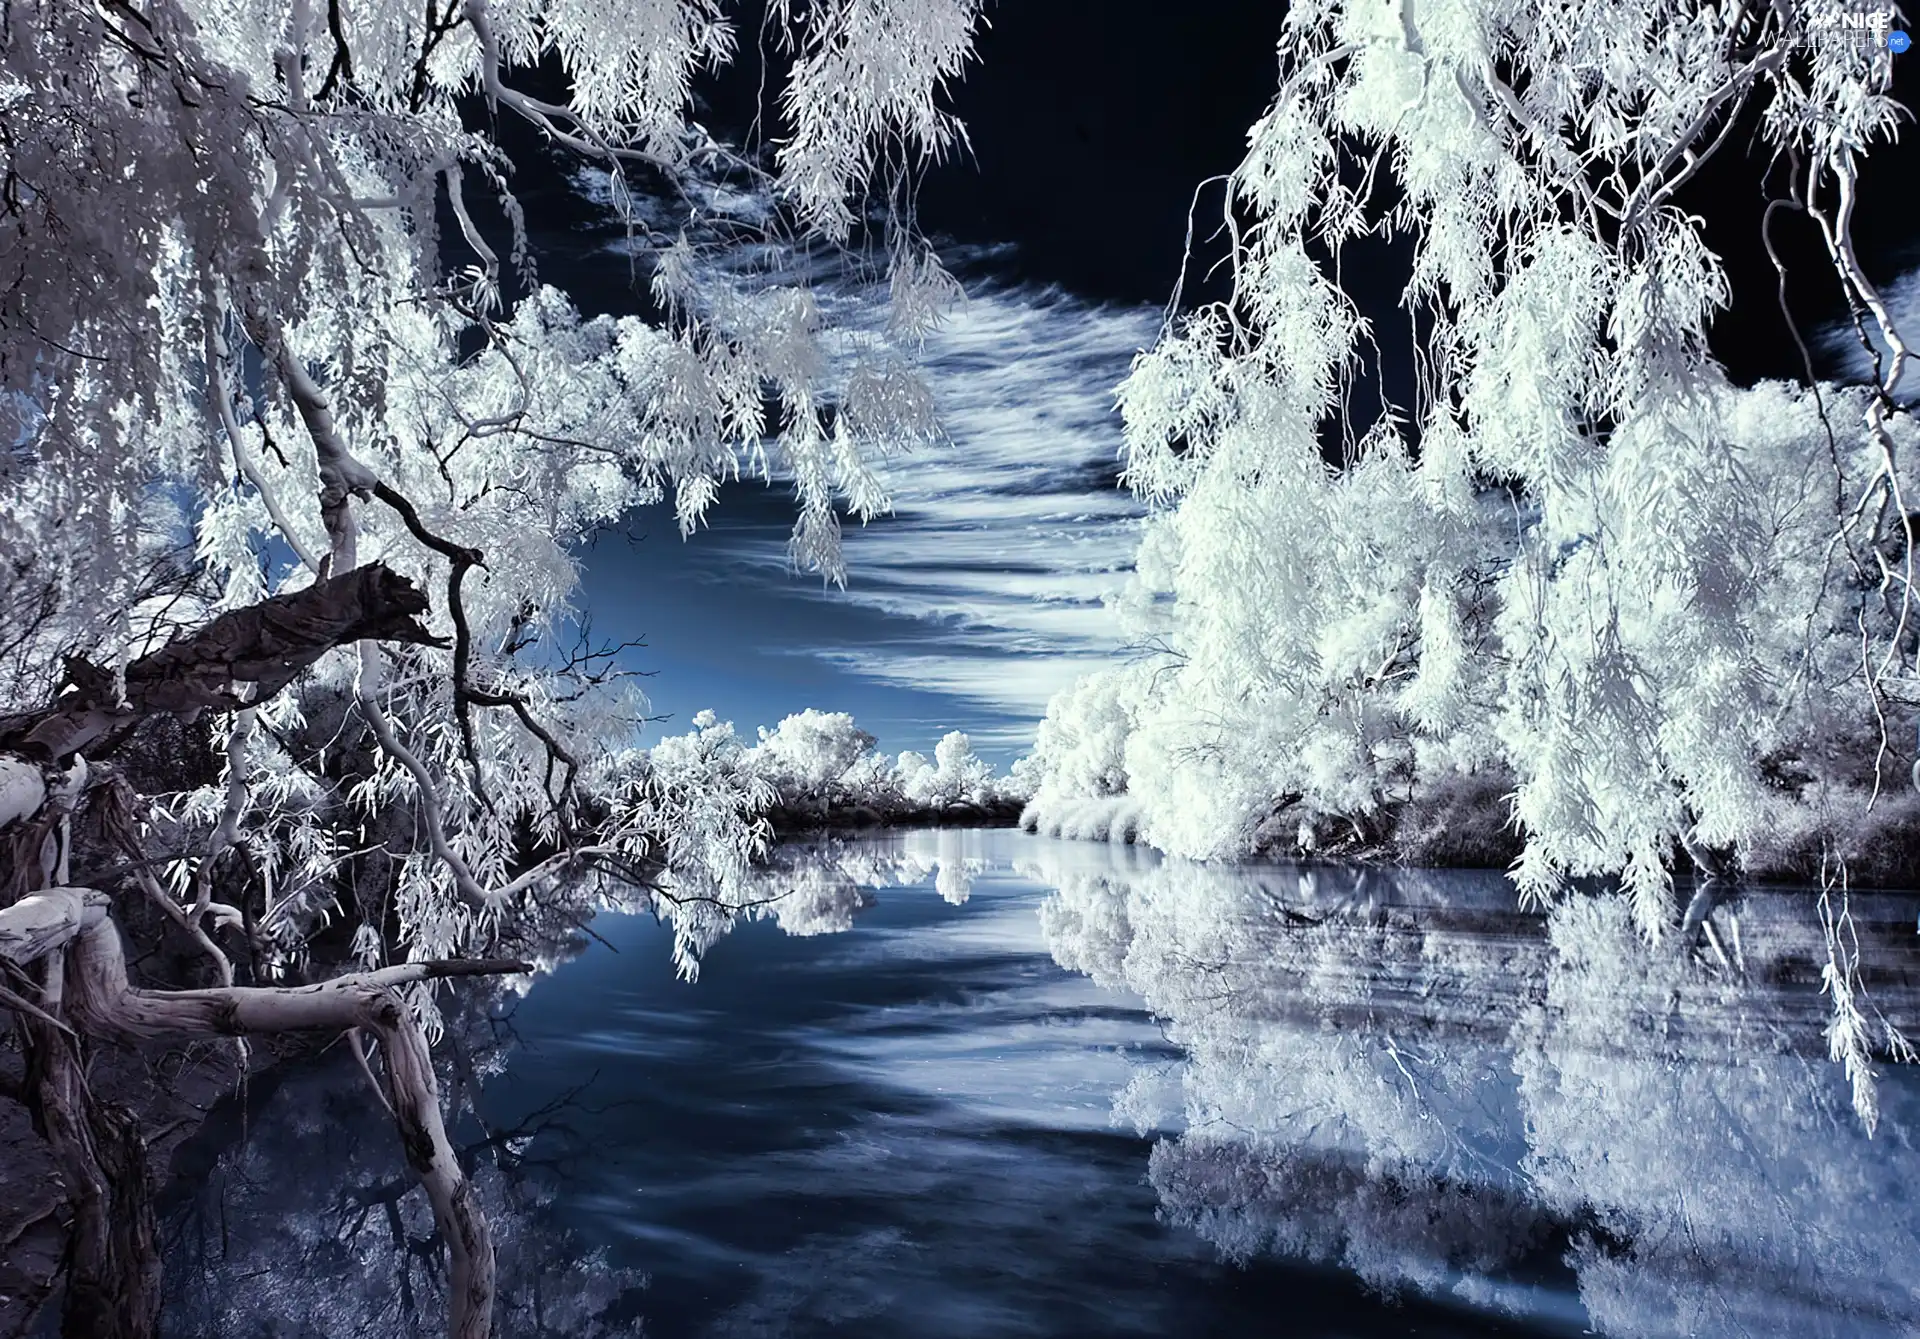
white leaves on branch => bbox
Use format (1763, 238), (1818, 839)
(1021, 0), (1920, 930)
(0, 0), (983, 978)
(771, 0), (984, 239)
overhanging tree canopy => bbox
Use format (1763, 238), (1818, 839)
(2, 3), (984, 1335)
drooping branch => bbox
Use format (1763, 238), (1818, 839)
(1618, 38), (1789, 235)
(368, 481), (582, 808)
(355, 641), (495, 912)
(1802, 154), (1919, 800)
(239, 302), (381, 570)
(463, 0), (673, 173)
(203, 308), (325, 576)
(189, 709), (252, 929)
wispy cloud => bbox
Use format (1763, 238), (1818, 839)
(575, 172), (1159, 754)
(770, 280), (1159, 745)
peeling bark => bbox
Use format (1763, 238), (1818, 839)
(21, 1015), (159, 1339)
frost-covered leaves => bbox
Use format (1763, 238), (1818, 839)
(627, 710), (778, 977)
(752, 708), (880, 801)
(0, 0), (982, 969)
(771, 0), (984, 239)
(527, 0), (736, 156)
(1024, 0), (1919, 926)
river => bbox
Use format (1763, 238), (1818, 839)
(157, 828), (1920, 1338)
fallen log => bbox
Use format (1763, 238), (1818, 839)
(0, 563), (441, 766)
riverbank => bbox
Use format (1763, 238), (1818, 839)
(765, 797), (1025, 836)
(1021, 769), (1920, 890)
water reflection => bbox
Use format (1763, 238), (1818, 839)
(159, 1027), (651, 1336)
(160, 831), (1920, 1337)
(1023, 840), (1920, 1338)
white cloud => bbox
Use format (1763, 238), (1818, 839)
(584, 173), (1158, 752)
(778, 281), (1159, 743)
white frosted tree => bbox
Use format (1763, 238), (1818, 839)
(751, 708), (884, 806)
(1023, 0), (1919, 932)
(0, 3), (984, 1335)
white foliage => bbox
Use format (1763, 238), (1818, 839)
(1019, 0), (1920, 932)
(0, 0), (983, 966)
(751, 709), (883, 803)
(770, 0), (984, 239)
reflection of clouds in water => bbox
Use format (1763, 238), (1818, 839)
(1016, 834), (1920, 1338)
(704, 1227), (914, 1338)
(686, 1128), (1197, 1339)
(742, 832), (1162, 1133)
(807, 978), (1153, 1135)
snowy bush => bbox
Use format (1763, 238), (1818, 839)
(660, 711), (1021, 830)
(750, 710), (887, 806)
(897, 730), (1000, 807)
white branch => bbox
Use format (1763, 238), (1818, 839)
(191, 709), (255, 928)
(356, 642), (497, 912)
(205, 314), (325, 575)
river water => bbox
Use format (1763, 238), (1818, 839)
(159, 829), (1920, 1338)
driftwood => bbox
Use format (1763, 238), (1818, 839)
(0, 888), (525, 1339)
(0, 563), (441, 765)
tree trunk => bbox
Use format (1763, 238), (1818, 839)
(0, 889), (523, 1339)
(22, 1017), (159, 1339)
(0, 566), (490, 1337)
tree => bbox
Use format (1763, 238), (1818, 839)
(1022, 0), (1919, 932)
(0, 2), (985, 1335)
(751, 708), (883, 807)
(897, 728), (998, 807)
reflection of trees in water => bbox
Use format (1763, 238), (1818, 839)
(157, 832), (1920, 1336)
(161, 1014), (646, 1338)
(1021, 841), (1920, 1337)
(745, 831), (986, 933)
(157, 835), (974, 1337)
(1517, 898), (1920, 1338)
